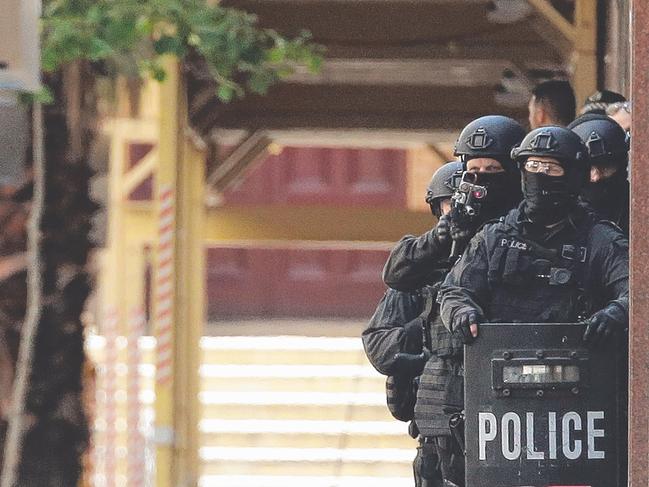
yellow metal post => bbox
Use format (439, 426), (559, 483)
(152, 56), (204, 487)
(173, 136), (206, 487)
(152, 56), (182, 487)
(572, 0), (598, 108)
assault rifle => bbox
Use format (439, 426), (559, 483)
(449, 171), (488, 258)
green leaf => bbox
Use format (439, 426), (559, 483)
(18, 86), (55, 105)
(266, 47), (285, 63)
(217, 84), (235, 102)
(40, 0), (323, 100)
(154, 35), (185, 56)
(187, 33), (201, 47)
(135, 17), (154, 36)
(89, 38), (114, 60)
(154, 70), (167, 82)
(308, 55), (323, 74)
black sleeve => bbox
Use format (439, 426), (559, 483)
(361, 288), (430, 375)
(588, 223), (629, 316)
(382, 229), (449, 291)
(439, 230), (490, 331)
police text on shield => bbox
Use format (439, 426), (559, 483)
(478, 411), (605, 461)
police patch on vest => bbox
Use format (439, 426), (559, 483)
(499, 238), (529, 251)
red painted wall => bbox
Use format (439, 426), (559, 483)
(208, 146), (406, 319)
(222, 147), (407, 207)
(206, 246), (389, 318)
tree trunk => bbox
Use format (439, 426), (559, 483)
(0, 65), (97, 486)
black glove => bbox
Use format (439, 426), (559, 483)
(451, 308), (482, 344)
(392, 350), (432, 377)
(432, 214), (451, 247)
(449, 209), (473, 244)
(582, 302), (627, 345)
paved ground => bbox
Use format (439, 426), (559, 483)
(204, 318), (367, 337)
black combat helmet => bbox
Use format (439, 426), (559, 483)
(511, 126), (588, 168)
(511, 126), (590, 210)
(424, 161), (463, 217)
(454, 115), (526, 172)
(567, 114), (629, 169)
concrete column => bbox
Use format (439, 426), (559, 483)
(628, 2), (649, 485)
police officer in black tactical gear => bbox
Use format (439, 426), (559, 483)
(568, 113), (630, 235)
(365, 116), (526, 487)
(363, 161), (463, 487)
(439, 126), (628, 347)
(569, 113), (631, 483)
(383, 116), (526, 292)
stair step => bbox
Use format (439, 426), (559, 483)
(201, 374), (384, 393)
(200, 391), (386, 406)
(88, 333), (411, 484)
(200, 336), (368, 365)
(88, 335), (371, 366)
(198, 475), (413, 487)
(201, 391), (391, 422)
(199, 419), (415, 449)
(203, 403), (392, 422)
(200, 432), (415, 450)
(201, 446), (414, 462)
(101, 390), (392, 421)
(125, 364), (385, 393)
(200, 447), (413, 477)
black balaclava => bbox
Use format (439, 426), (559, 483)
(466, 158), (522, 224)
(581, 167), (628, 210)
(512, 126), (589, 226)
(521, 158), (586, 226)
(522, 172), (575, 225)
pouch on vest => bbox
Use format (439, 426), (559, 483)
(386, 374), (418, 422)
(443, 364), (464, 413)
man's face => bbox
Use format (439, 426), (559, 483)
(528, 96), (538, 129)
(590, 164), (618, 183)
(439, 198), (452, 216)
(466, 158), (504, 173)
(609, 110), (631, 132)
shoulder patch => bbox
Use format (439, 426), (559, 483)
(589, 219), (628, 249)
(498, 237), (529, 251)
(595, 219), (624, 233)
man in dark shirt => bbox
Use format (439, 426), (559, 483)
(365, 115), (526, 487)
(528, 80), (576, 129)
(363, 161), (462, 487)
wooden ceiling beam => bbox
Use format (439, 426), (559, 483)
(526, 0), (576, 56)
(206, 130), (271, 194)
(287, 58), (514, 87)
(323, 44), (562, 64)
(201, 112), (514, 131)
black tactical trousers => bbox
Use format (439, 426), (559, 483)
(414, 436), (464, 487)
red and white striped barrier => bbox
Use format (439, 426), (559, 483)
(102, 309), (119, 487)
(156, 186), (175, 385)
(127, 307), (146, 487)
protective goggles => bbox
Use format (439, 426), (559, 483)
(524, 160), (565, 176)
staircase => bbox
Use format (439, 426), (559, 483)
(89, 333), (416, 487)
(197, 335), (415, 487)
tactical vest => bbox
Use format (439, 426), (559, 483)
(385, 285), (437, 422)
(482, 212), (596, 323)
(415, 288), (464, 437)
(414, 337), (464, 437)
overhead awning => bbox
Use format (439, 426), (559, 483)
(187, 0), (592, 142)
